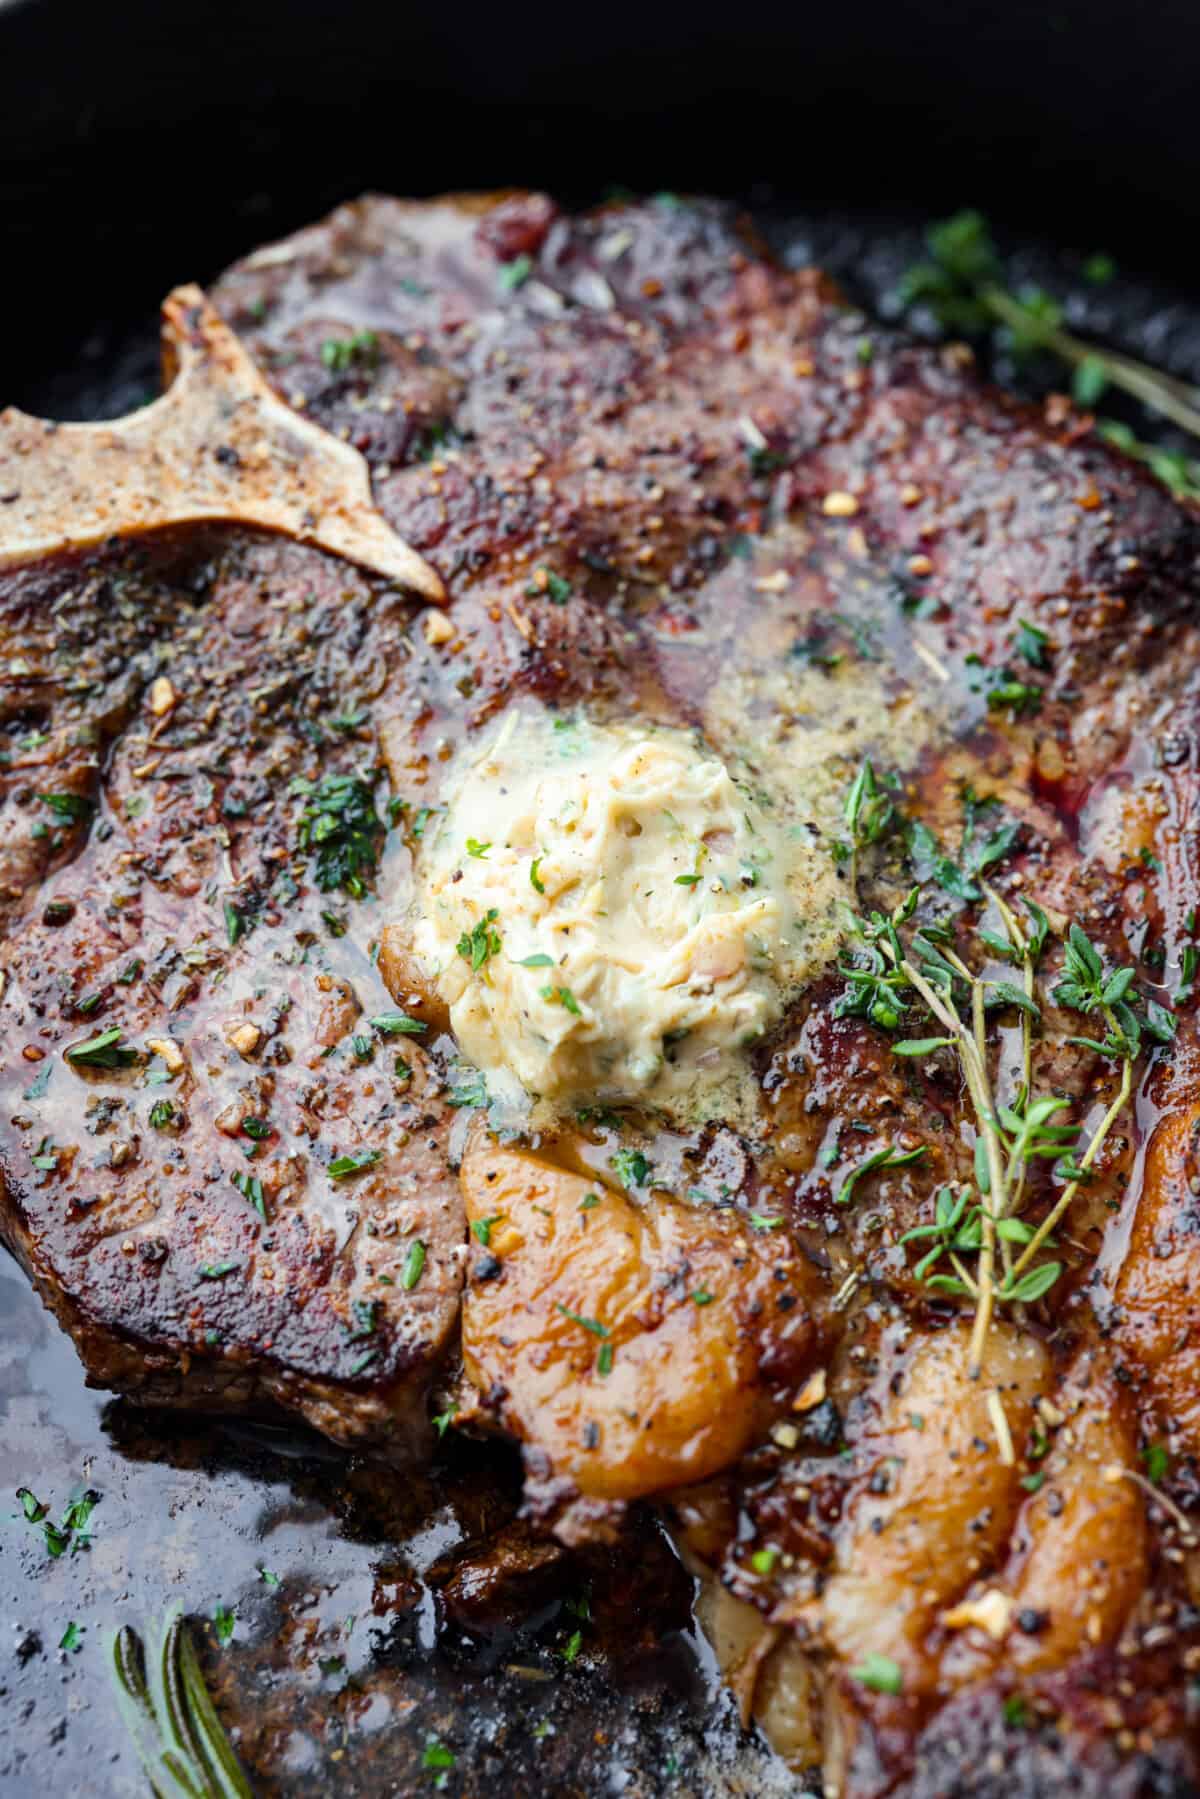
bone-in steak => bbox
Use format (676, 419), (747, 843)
(4, 193), (1200, 1794)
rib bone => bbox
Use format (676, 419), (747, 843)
(0, 284), (444, 598)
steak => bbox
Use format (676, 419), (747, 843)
(5, 191), (1200, 1792)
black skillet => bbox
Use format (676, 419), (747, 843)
(2, 2), (1200, 1793)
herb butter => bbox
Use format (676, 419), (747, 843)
(409, 707), (845, 1121)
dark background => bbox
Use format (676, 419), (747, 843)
(3, 0), (1200, 414)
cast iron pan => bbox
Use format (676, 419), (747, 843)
(2, 3), (1200, 1793)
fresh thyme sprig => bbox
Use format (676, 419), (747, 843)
(836, 766), (1174, 1374)
(898, 211), (1200, 497)
(110, 1607), (253, 1798)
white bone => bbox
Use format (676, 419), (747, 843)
(0, 284), (444, 600)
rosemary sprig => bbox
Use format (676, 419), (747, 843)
(110, 1608), (253, 1798)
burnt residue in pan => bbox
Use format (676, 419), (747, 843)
(2, 203), (1199, 1799)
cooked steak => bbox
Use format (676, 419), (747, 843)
(4, 190), (1200, 1793)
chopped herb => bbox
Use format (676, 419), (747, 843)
(692, 1289), (714, 1306)
(466, 837), (491, 858)
(555, 1304), (609, 1338)
(59, 1621), (82, 1653)
(1004, 1694), (1032, 1728)
(293, 771), (385, 899)
(529, 857), (545, 895)
(674, 873), (702, 887)
(610, 1148), (650, 1189)
(526, 568), (573, 604)
(433, 1405), (457, 1437)
(1015, 620), (1050, 667)
(1020, 1471), (1046, 1493)
(540, 984), (581, 1015)
(369, 1011), (427, 1035)
(749, 1212), (784, 1231)
(836, 1143), (928, 1206)
(213, 1606), (236, 1644)
(66, 1028), (138, 1070)
(224, 901), (246, 947)
(750, 1548), (778, 1575)
(516, 953), (555, 968)
(579, 1192), (602, 1211)
(562, 1628), (583, 1662)
(986, 672), (1043, 717)
(149, 1099), (175, 1130)
(472, 1215), (503, 1247)
(347, 1300), (378, 1339)
(596, 1341), (614, 1376)
(457, 908), (502, 972)
(230, 1170), (266, 1218)
(402, 1239), (427, 1290)
(241, 1116), (270, 1141)
(198, 1261), (240, 1280)
(258, 1567), (281, 1588)
(321, 329), (379, 373)
(447, 1066), (489, 1109)
(498, 254), (533, 291)
(329, 1150), (382, 1179)
(851, 1652), (903, 1695)
(38, 790), (93, 823)
(1142, 1442), (1170, 1484)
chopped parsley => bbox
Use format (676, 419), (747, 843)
(497, 254), (533, 291)
(540, 984), (581, 1015)
(850, 1652), (903, 1695)
(472, 1215), (503, 1246)
(369, 1011), (427, 1035)
(529, 857), (546, 895)
(610, 1148), (651, 1190)
(526, 567), (572, 604)
(38, 790), (93, 823)
(555, 1304), (609, 1338)
(293, 772), (385, 898)
(329, 1150), (383, 1180)
(466, 837), (491, 858)
(213, 1606), (236, 1644)
(198, 1261), (240, 1281)
(148, 1099), (176, 1130)
(59, 1622), (83, 1653)
(320, 329), (379, 373)
(230, 1170), (266, 1218)
(457, 908), (502, 971)
(402, 1239), (427, 1289)
(65, 1028), (138, 1070)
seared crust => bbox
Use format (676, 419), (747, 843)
(4, 191), (1200, 1787)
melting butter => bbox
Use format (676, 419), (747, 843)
(409, 707), (846, 1123)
